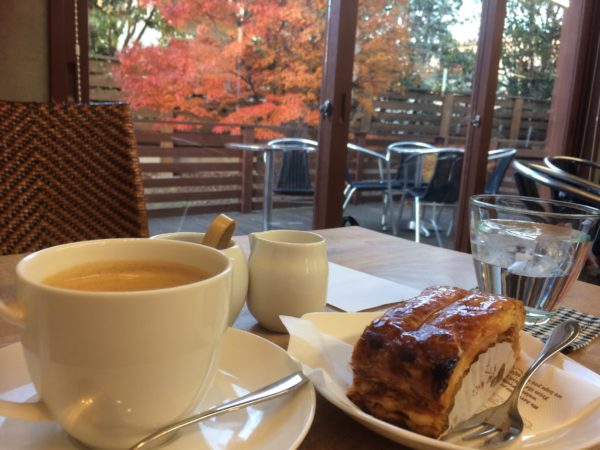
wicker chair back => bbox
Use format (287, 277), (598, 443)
(0, 101), (149, 255)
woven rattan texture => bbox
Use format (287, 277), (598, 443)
(0, 101), (149, 255)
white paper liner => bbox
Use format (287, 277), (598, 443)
(447, 342), (515, 430)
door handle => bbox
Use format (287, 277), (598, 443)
(319, 100), (333, 118)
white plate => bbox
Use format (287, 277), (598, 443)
(284, 312), (600, 450)
(0, 328), (315, 450)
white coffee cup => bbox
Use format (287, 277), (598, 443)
(151, 232), (248, 326)
(247, 230), (328, 333)
(0, 238), (231, 449)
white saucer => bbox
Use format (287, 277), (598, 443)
(0, 328), (316, 449)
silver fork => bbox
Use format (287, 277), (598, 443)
(450, 319), (579, 448)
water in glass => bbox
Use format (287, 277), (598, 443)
(471, 218), (591, 324)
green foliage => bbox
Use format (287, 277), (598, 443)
(403, 0), (476, 93)
(88, 0), (175, 56)
(500, 0), (563, 100)
(400, 0), (562, 99)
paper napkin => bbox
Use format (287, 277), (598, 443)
(327, 262), (421, 312)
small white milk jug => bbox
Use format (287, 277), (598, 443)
(247, 230), (328, 332)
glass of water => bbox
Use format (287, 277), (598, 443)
(470, 195), (600, 325)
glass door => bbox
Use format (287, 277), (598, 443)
(319, 0), (482, 245)
(492, 1), (564, 156)
(454, 0), (568, 251)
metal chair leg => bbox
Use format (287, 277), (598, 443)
(381, 190), (389, 230)
(414, 196), (421, 243)
(397, 191), (407, 224)
(446, 205), (457, 237)
(430, 206), (443, 247)
(342, 187), (357, 210)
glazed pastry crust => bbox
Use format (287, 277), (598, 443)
(347, 286), (525, 438)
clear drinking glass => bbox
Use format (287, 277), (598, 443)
(470, 195), (600, 325)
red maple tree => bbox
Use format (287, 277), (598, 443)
(116, 0), (410, 137)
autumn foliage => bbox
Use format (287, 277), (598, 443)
(115, 0), (410, 137)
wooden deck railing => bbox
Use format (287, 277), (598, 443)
(134, 117), (545, 218)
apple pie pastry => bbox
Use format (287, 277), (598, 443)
(347, 286), (525, 438)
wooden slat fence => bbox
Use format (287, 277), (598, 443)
(90, 56), (121, 102)
(136, 120), (323, 218)
(367, 90), (548, 151)
(135, 118), (535, 218)
(137, 123), (250, 219)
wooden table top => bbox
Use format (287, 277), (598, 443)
(1, 226), (599, 449)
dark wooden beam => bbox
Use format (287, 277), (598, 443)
(240, 126), (255, 213)
(585, 24), (600, 162)
(77, 0), (89, 103)
(48, 0), (89, 103)
(546, 0), (599, 160)
(313, 0), (358, 230)
(453, 0), (506, 252)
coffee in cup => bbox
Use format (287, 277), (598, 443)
(43, 260), (211, 291)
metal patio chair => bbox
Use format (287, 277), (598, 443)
(513, 159), (600, 209)
(343, 143), (389, 228)
(385, 141), (436, 232)
(485, 148), (517, 194)
(267, 138), (318, 198)
(543, 155), (600, 197)
(403, 149), (465, 246)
